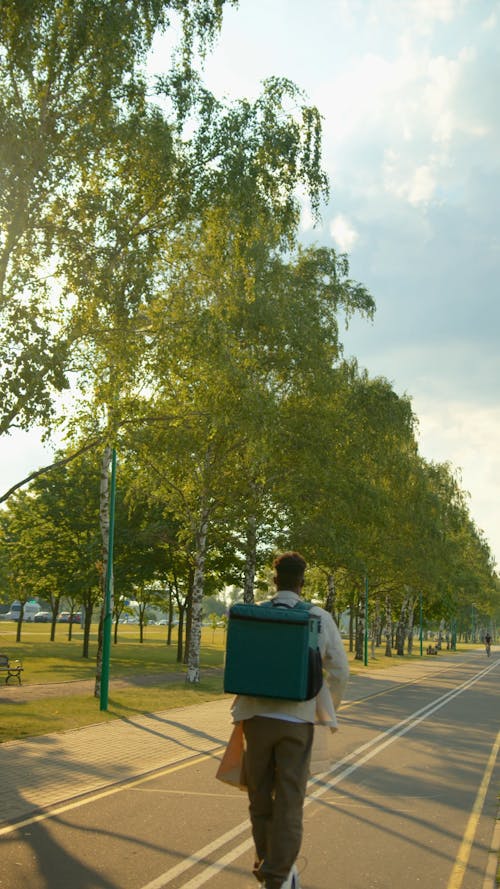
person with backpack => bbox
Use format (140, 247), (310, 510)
(230, 551), (349, 889)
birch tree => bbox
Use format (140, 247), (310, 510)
(0, 0), (235, 442)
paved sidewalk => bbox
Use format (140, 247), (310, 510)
(0, 697), (233, 829)
(0, 653), (477, 831)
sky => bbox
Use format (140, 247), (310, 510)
(194, 0), (500, 566)
(1, 0), (499, 566)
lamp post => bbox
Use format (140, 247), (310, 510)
(100, 447), (117, 712)
(363, 575), (369, 666)
(419, 591), (423, 657)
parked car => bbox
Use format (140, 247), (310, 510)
(24, 602), (43, 622)
(58, 611), (82, 624)
(2, 602), (41, 621)
(34, 611), (52, 623)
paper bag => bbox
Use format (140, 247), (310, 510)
(216, 723), (247, 790)
(310, 723), (337, 776)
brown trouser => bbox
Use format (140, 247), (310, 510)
(243, 716), (314, 889)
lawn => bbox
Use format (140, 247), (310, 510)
(0, 622), (227, 742)
(0, 678), (226, 743)
(0, 620), (482, 743)
(0, 621), (226, 683)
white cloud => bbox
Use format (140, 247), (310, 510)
(383, 154), (438, 204)
(300, 204), (316, 233)
(200, 0), (500, 570)
(317, 34), (484, 209)
(334, 0), (461, 31)
(330, 214), (359, 252)
(414, 397), (500, 565)
(481, 11), (497, 30)
(411, 0), (458, 26)
(408, 165), (437, 204)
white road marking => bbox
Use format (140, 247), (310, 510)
(139, 659), (499, 888)
(2, 658), (497, 888)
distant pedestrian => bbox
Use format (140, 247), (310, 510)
(231, 551), (349, 889)
(485, 633), (492, 656)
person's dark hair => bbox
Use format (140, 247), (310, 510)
(273, 551), (307, 590)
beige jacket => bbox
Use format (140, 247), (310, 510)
(230, 590), (349, 731)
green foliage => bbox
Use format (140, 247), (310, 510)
(0, 0), (497, 677)
(0, 0), (236, 436)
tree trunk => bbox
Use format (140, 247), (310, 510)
(16, 611), (23, 643)
(186, 505), (210, 683)
(371, 598), (381, 658)
(354, 596), (364, 661)
(183, 584), (193, 666)
(50, 594), (60, 641)
(94, 446), (111, 698)
(139, 602), (146, 643)
(406, 597), (415, 654)
(384, 595), (392, 657)
(325, 572), (336, 620)
(176, 604), (185, 663)
(349, 594), (355, 652)
(437, 618), (445, 650)
(396, 595), (409, 656)
(167, 586), (174, 647)
(243, 514), (257, 603)
(169, 566), (185, 659)
(82, 598), (92, 659)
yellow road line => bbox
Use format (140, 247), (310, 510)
(447, 725), (500, 889)
(0, 749), (224, 837)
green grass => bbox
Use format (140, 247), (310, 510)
(0, 621), (483, 743)
(0, 677), (225, 743)
(0, 622), (227, 742)
(347, 640), (484, 673)
(0, 622), (226, 683)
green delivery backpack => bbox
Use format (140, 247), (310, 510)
(223, 599), (323, 701)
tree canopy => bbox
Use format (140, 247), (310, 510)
(0, 1), (497, 675)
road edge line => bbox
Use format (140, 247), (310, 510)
(447, 726), (500, 889)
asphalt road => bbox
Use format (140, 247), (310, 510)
(1, 653), (499, 889)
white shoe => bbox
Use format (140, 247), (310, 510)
(281, 863), (300, 889)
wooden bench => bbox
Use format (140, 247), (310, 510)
(0, 653), (23, 685)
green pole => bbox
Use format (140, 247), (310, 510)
(363, 575), (369, 666)
(419, 591), (423, 657)
(100, 448), (117, 712)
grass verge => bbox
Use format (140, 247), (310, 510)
(0, 622), (485, 743)
(0, 677), (225, 743)
(0, 622), (225, 683)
